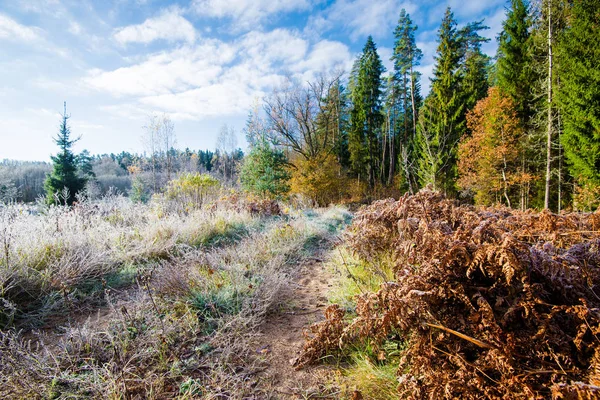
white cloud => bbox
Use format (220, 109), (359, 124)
(114, 9), (197, 45)
(68, 21), (83, 35)
(191, 0), (314, 30)
(83, 41), (233, 97)
(0, 14), (42, 42)
(139, 81), (259, 120)
(307, 0), (417, 41)
(83, 28), (353, 121)
(238, 29), (308, 69)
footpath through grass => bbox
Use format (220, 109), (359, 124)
(0, 196), (352, 399)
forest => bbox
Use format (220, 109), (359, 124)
(2, 0), (598, 211)
(1, 0), (599, 398)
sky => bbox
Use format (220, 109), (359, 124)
(0, 0), (508, 162)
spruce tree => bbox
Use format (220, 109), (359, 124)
(44, 102), (86, 205)
(416, 8), (463, 193)
(392, 9), (422, 192)
(240, 139), (290, 199)
(349, 36), (385, 188)
(460, 21), (491, 112)
(497, 0), (534, 127)
(557, 0), (600, 187)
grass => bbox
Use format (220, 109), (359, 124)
(319, 243), (404, 398)
(0, 194), (353, 398)
(339, 352), (399, 400)
(326, 247), (395, 312)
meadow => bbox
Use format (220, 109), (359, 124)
(0, 192), (351, 398)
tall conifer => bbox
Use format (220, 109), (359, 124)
(416, 8), (463, 193)
(349, 36), (385, 188)
(392, 9), (422, 191)
(557, 0), (600, 187)
(497, 0), (534, 127)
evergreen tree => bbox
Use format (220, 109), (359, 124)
(349, 36), (385, 188)
(557, 0), (600, 194)
(460, 20), (491, 112)
(76, 149), (95, 180)
(415, 8), (464, 193)
(240, 140), (290, 199)
(44, 103), (86, 205)
(497, 0), (542, 210)
(497, 0), (534, 127)
(392, 9), (423, 192)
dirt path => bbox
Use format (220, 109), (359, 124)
(254, 254), (339, 399)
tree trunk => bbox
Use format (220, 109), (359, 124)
(544, 1), (553, 210)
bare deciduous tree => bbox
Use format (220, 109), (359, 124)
(263, 72), (344, 160)
(142, 114), (177, 192)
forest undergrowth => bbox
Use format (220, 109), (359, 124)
(0, 194), (351, 399)
(298, 189), (600, 399)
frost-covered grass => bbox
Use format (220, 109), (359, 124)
(0, 194), (352, 399)
(0, 195), (257, 326)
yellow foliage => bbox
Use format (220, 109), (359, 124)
(165, 173), (220, 212)
(290, 154), (347, 206)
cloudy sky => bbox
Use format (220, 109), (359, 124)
(0, 0), (507, 161)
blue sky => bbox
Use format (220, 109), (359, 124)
(0, 0), (507, 161)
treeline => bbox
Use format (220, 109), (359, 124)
(241, 0), (599, 210)
(2, 0), (598, 210)
(0, 126), (243, 204)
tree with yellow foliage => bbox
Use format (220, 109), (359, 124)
(458, 87), (533, 207)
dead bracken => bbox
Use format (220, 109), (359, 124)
(297, 189), (600, 399)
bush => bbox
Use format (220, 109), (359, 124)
(164, 173), (220, 213)
(290, 153), (347, 206)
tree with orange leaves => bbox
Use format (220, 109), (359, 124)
(458, 87), (533, 207)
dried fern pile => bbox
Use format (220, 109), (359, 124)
(297, 190), (600, 399)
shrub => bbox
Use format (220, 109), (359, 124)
(164, 173), (220, 213)
(290, 153), (347, 206)
(298, 190), (600, 399)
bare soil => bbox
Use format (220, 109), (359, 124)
(253, 255), (340, 399)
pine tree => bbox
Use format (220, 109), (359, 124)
(44, 102), (86, 205)
(392, 9), (422, 192)
(349, 36), (385, 188)
(557, 0), (600, 205)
